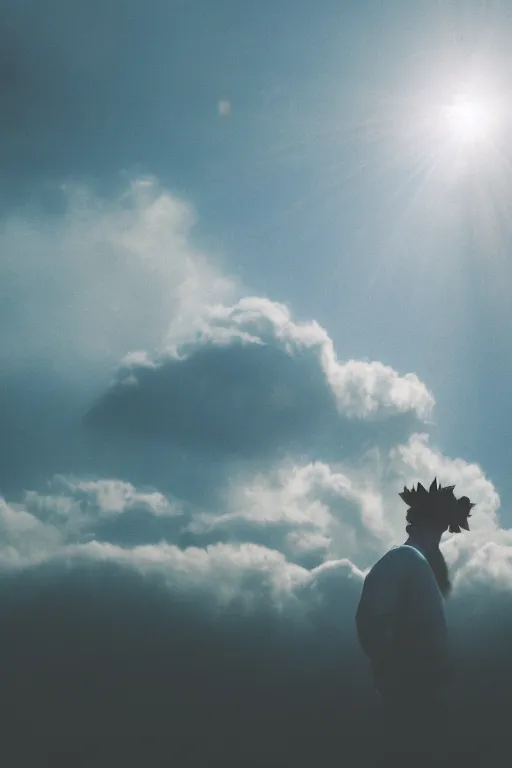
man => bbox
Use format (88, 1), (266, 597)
(355, 479), (475, 763)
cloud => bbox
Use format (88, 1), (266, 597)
(86, 297), (434, 468)
(0, 177), (234, 374)
(0, 460), (507, 763)
(3, 431), (502, 589)
(0, 497), (62, 567)
(383, 432), (505, 589)
(165, 297), (435, 420)
(0, 176), (510, 764)
(0, 551), (374, 766)
(0, 178), (235, 497)
(0, 459), (384, 580)
(187, 461), (389, 570)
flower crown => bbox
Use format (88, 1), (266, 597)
(399, 477), (475, 533)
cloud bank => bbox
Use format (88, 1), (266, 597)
(0, 179), (509, 766)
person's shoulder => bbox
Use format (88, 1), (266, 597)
(369, 544), (427, 576)
(393, 544), (428, 562)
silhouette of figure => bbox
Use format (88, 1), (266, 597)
(355, 479), (474, 766)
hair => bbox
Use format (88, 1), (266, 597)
(399, 478), (475, 534)
(399, 478), (475, 597)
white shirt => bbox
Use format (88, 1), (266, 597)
(355, 545), (453, 693)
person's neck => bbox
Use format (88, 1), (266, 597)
(404, 528), (442, 554)
(404, 528), (451, 597)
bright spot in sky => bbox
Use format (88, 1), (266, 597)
(218, 100), (232, 117)
(444, 94), (495, 143)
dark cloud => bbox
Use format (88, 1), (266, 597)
(0, 556), (506, 766)
(0, 558), (364, 766)
(86, 340), (338, 456)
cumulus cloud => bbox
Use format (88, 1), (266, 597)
(4, 432), (503, 593)
(86, 296), (434, 469)
(166, 296), (435, 421)
(187, 461), (389, 570)
(383, 432), (505, 589)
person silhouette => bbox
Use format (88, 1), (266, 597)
(355, 479), (475, 765)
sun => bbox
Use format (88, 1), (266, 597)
(444, 94), (495, 143)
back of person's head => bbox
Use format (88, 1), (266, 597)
(400, 478), (475, 536)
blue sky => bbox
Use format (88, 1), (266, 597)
(2, 1), (512, 762)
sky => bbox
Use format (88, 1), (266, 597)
(2, 0), (512, 764)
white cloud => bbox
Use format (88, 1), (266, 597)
(383, 432), (502, 578)
(0, 497), (63, 568)
(51, 539), (310, 616)
(329, 430), (512, 600)
(190, 461), (389, 567)
(0, 178), (235, 374)
(0, 420), (505, 605)
(24, 477), (180, 521)
(8, 477), (183, 562)
(146, 296), (435, 422)
(388, 432), (500, 530)
(61, 478), (180, 517)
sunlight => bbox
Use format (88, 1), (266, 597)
(354, 72), (512, 294)
(402, 79), (507, 183)
(444, 94), (495, 143)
